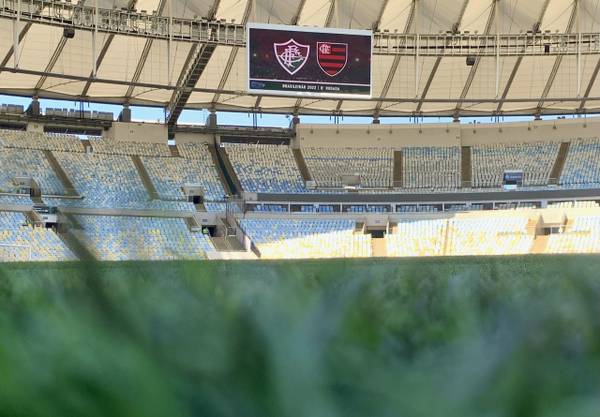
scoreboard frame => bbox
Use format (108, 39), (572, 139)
(246, 23), (373, 99)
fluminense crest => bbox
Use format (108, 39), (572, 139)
(274, 39), (310, 75)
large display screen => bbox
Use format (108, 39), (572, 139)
(247, 23), (372, 98)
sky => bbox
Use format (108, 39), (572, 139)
(0, 94), (590, 129)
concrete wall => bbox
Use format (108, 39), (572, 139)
(174, 131), (214, 144)
(26, 122), (44, 133)
(296, 123), (461, 148)
(105, 122), (168, 143)
(296, 116), (600, 148)
(461, 117), (599, 146)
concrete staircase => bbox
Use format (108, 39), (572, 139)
(61, 229), (96, 261)
(371, 238), (387, 257)
(211, 235), (245, 251)
(56, 215), (96, 261)
(30, 195), (44, 204)
(355, 222), (365, 233)
(209, 143), (243, 196)
(211, 216), (246, 252)
(43, 150), (78, 196)
(131, 155), (159, 200)
(169, 144), (181, 157)
(531, 235), (550, 254)
(80, 138), (92, 152)
(549, 142), (570, 185)
(442, 222), (451, 256)
(461, 146), (472, 188)
(393, 151), (403, 188)
(292, 148), (312, 182)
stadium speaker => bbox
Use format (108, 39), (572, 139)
(63, 27), (75, 39)
(466, 56), (476, 66)
(544, 44), (551, 54)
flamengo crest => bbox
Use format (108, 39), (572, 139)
(274, 39), (310, 75)
(317, 42), (348, 77)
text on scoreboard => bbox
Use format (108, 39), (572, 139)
(247, 23), (372, 98)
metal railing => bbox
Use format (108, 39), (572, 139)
(2, 0), (599, 57)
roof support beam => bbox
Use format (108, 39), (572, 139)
(294, 0), (337, 115)
(2, 64), (598, 106)
(124, 0), (166, 101)
(496, 0), (551, 115)
(373, 0), (389, 31)
(415, 0), (470, 114)
(578, 56), (600, 111)
(165, 0), (220, 135)
(372, 0), (416, 118)
(33, 0), (87, 94)
(291, 0), (307, 25)
(210, 0), (253, 107)
(536, 0), (579, 115)
(80, 0), (138, 98)
(335, 0), (390, 115)
(0, 0), (52, 79)
(0, 22), (33, 71)
(452, 0), (497, 119)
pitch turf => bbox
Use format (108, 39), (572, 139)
(0, 256), (599, 417)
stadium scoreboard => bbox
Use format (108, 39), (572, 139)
(247, 23), (372, 98)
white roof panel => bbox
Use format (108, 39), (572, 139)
(216, 0), (248, 22)
(465, 56), (519, 100)
(250, 0), (299, 24)
(330, 0), (387, 29)
(461, 1), (495, 33)
(52, 30), (102, 78)
(505, 56), (556, 103)
(297, 0), (330, 26)
(94, 35), (147, 82)
(379, 0), (413, 32)
(15, 25), (63, 71)
(426, 57), (470, 99)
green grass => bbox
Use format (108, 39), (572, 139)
(0, 256), (599, 417)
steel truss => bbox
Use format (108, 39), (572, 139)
(2, 0), (600, 57)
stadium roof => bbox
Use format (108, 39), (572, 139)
(0, 0), (599, 119)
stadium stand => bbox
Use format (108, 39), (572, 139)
(240, 219), (371, 259)
(54, 152), (194, 210)
(446, 217), (534, 256)
(72, 215), (213, 261)
(251, 204), (288, 212)
(397, 205), (440, 213)
(402, 147), (461, 190)
(303, 147), (393, 188)
(559, 138), (600, 187)
(546, 216), (600, 254)
(385, 219), (447, 257)
(471, 142), (559, 188)
(0, 130), (83, 153)
(142, 156), (226, 202)
(90, 139), (171, 157)
(547, 201), (600, 209)
(224, 143), (307, 193)
(0, 211), (75, 261)
(0, 195), (33, 205)
(0, 147), (65, 195)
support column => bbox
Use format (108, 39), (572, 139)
(27, 97), (40, 116)
(206, 111), (217, 129)
(119, 104), (131, 122)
